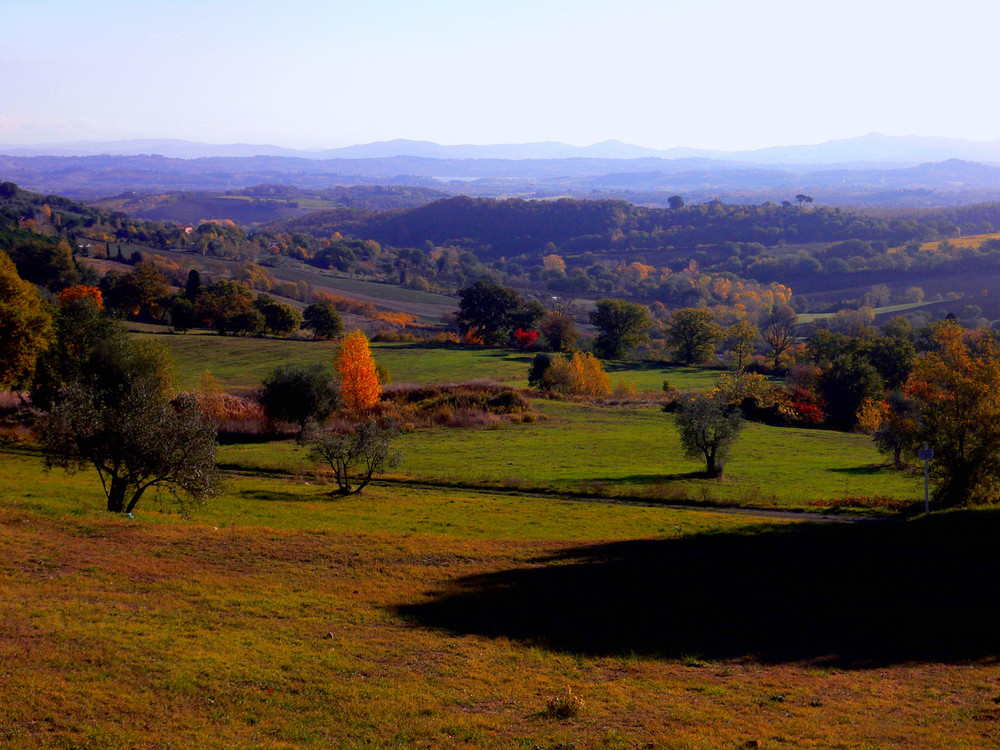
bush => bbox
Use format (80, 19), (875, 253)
(379, 383), (535, 429)
(544, 688), (585, 719)
(528, 353), (553, 388)
(531, 352), (610, 399)
(258, 364), (339, 431)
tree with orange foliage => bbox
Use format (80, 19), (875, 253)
(57, 285), (103, 308)
(335, 330), (381, 412)
(905, 321), (1000, 507)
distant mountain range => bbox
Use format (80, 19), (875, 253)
(5, 135), (1000, 207)
(6, 133), (1000, 166)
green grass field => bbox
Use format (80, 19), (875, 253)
(219, 399), (920, 511)
(129, 331), (916, 511)
(2, 329), (987, 748)
(2, 448), (999, 749)
(133, 333), (723, 393)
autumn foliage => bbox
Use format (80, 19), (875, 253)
(335, 330), (381, 412)
(0, 251), (53, 388)
(534, 352), (611, 399)
(57, 285), (103, 308)
(904, 322), (1000, 507)
(513, 328), (538, 349)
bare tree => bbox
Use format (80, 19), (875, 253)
(761, 305), (798, 369)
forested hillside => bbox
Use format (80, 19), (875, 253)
(93, 184), (450, 225)
(9, 176), (1000, 323)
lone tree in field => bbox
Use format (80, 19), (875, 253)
(34, 300), (219, 514)
(672, 391), (745, 478)
(335, 330), (381, 412)
(302, 302), (343, 340)
(307, 419), (401, 494)
(590, 298), (651, 359)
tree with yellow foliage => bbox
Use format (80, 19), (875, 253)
(534, 352), (610, 399)
(335, 330), (381, 412)
(905, 322), (1000, 507)
(0, 251), (53, 389)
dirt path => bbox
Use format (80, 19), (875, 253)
(222, 467), (895, 524)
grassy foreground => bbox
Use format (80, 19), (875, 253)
(2, 450), (1000, 749)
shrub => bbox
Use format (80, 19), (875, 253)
(193, 388), (269, 439)
(528, 353), (553, 388)
(513, 327), (538, 349)
(533, 352), (610, 399)
(379, 383), (534, 429)
(544, 688), (585, 719)
(258, 364), (339, 431)
(613, 378), (638, 398)
(310, 290), (378, 319)
(376, 312), (419, 326)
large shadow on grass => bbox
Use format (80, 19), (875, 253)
(398, 512), (1000, 666)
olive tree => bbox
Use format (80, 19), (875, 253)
(672, 391), (745, 478)
(34, 301), (219, 514)
(306, 419), (401, 495)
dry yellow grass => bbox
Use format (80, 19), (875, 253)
(3, 461), (1000, 749)
(914, 232), (1000, 253)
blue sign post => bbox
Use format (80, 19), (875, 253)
(917, 444), (934, 516)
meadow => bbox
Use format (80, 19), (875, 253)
(0, 334), (985, 749)
(219, 399), (920, 512)
(133, 332), (721, 393)
(127, 332), (919, 510)
(2, 449), (999, 749)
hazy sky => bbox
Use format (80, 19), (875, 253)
(3, 0), (997, 150)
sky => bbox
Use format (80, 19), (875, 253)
(3, 0), (999, 151)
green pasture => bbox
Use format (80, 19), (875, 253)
(131, 332), (718, 393)
(5, 446), (997, 749)
(218, 400), (920, 511)
(0, 449), (762, 541)
(303, 273), (456, 306)
(799, 300), (935, 324)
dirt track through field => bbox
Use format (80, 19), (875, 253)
(221, 466), (893, 524)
